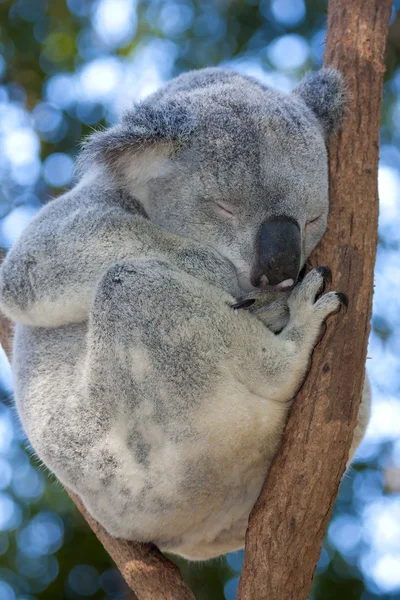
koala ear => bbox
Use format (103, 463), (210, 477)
(293, 69), (347, 137)
(77, 99), (197, 185)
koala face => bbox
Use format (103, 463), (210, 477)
(81, 68), (346, 292)
(142, 89), (330, 292)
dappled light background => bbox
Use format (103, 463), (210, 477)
(0, 0), (400, 598)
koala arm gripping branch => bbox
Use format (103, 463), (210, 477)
(0, 176), (239, 328)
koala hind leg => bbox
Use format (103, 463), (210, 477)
(78, 257), (240, 542)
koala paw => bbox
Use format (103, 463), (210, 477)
(231, 298), (256, 310)
(287, 266), (347, 337)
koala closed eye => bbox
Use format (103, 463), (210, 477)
(306, 214), (323, 230)
(215, 202), (235, 219)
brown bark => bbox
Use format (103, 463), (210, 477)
(0, 253), (13, 360)
(67, 491), (194, 600)
(0, 314), (12, 360)
(237, 1), (392, 599)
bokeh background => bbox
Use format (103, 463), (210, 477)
(0, 0), (400, 598)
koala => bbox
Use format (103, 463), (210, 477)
(0, 67), (370, 560)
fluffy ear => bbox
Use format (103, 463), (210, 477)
(77, 98), (197, 185)
(293, 69), (347, 137)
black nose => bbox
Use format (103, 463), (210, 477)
(251, 217), (301, 288)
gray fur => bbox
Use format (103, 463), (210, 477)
(293, 68), (347, 137)
(0, 67), (368, 560)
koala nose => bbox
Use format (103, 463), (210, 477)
(251, 217), (301, 288)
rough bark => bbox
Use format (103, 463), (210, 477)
(0, 313), (12, 360)
(67, 491), (194, 600)
(0, 254), (12, 360)
(237, 1), (392, 599)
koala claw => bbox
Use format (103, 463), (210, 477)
(287, 267), (345, 325)
(231, 298), (256, 310)
(335, 291), (349, 309)
(315, 265), (332, 284)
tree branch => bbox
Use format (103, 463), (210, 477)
(237, 1), (392, 599)
(0, 339), (194, 600)
(66, 490), (194, 600)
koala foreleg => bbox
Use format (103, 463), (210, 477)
(234, 267), (346, 403)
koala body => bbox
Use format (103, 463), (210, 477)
(0, 68), (370, 560)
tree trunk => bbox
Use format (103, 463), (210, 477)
(237, 1), (392, 599)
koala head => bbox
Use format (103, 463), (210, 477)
(80, 67), (346, 292)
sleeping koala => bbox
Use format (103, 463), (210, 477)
(0, 67), (370, 560)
